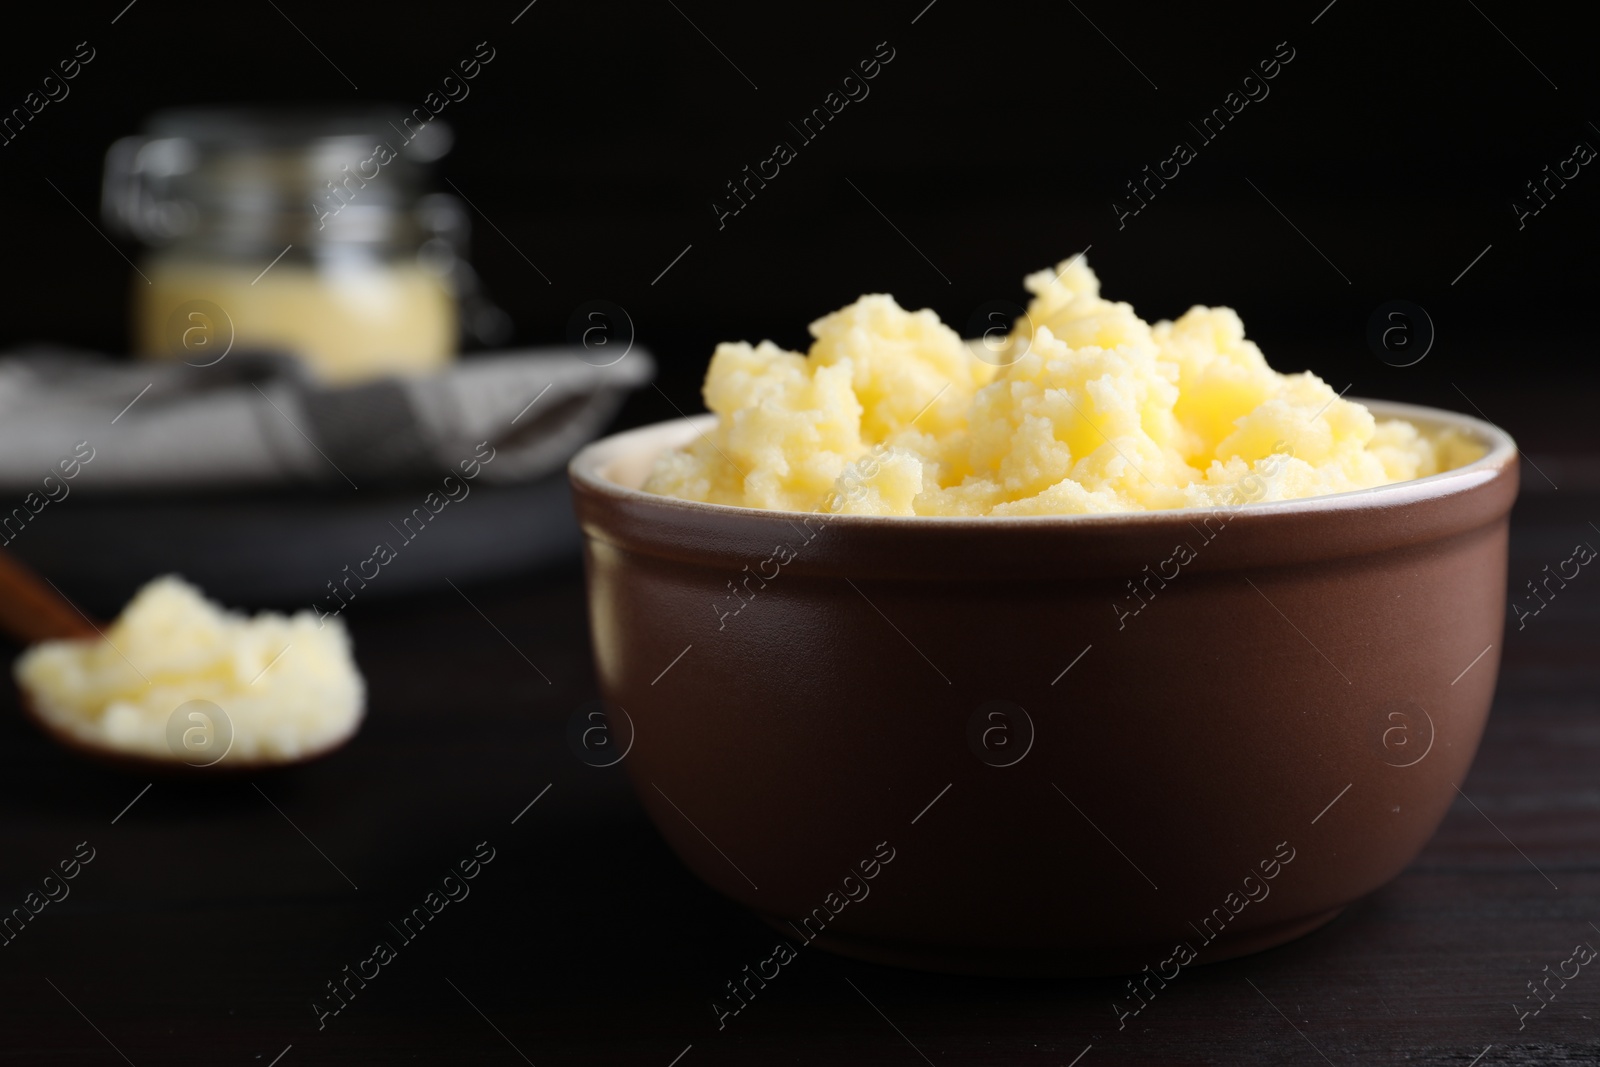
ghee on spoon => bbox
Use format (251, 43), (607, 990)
(1, 552), (364, 771)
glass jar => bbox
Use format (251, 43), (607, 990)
(104, 107), (466, 383)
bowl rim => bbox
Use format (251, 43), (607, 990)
(570, 397), (1519, 527)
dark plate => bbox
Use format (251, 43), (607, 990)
(10, 472), (578, 614)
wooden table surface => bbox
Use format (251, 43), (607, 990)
(1, 471), (1596, 1066)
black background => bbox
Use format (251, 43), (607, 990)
(0, 0), (1594, 442)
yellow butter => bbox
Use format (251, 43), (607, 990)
(645, 256), (1482, 515)
(138, 258), (455, 384)
(15, 576), (364, 763)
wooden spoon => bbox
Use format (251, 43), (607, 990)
(0, 549), (101, 643)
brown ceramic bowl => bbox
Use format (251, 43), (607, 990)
(570, 400), (1517, 976)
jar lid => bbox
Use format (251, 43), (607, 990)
(105, 104), (453, 251)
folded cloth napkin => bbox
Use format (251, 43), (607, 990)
(0, 348), (653, 492)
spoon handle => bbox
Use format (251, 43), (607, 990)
(0, 551), (102, 644)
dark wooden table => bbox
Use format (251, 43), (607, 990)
(2, 468), (1596, 1066)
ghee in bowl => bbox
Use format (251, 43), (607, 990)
(572, 253), (1518, 974)
(644, 256), (1483, 516)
